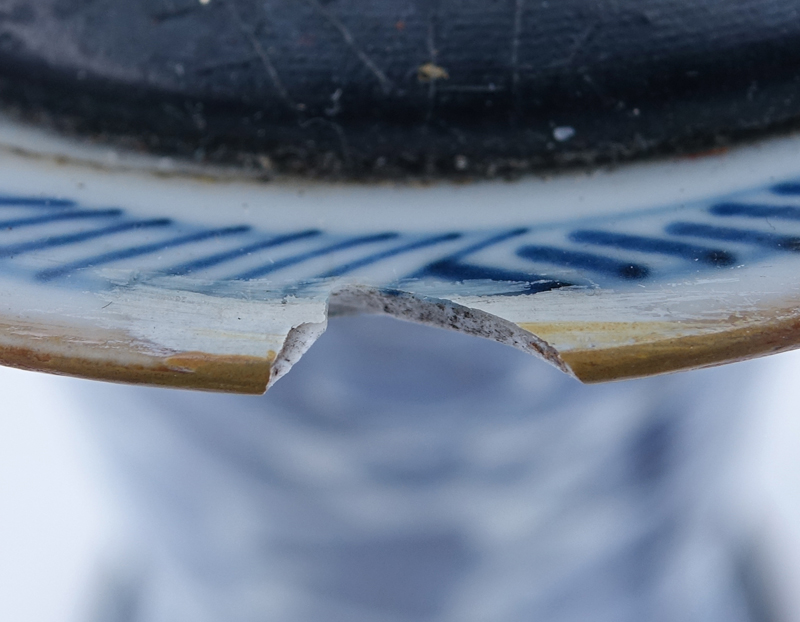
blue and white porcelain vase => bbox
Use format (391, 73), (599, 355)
(2, 1), (800, 620)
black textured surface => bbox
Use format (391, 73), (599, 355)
(1, 0), (800, 178)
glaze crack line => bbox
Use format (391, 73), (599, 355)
(224, 0), (298, 112)
(305, 0), (393, 94)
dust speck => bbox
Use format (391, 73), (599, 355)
(418, 63), (449, 82)
(553, 126), (575, 142)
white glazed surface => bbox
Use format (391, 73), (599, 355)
(1, 118), (800, 389)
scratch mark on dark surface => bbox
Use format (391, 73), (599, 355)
(151, 5), (200, 24)
(582, 71), (616, 106)
(195, 55), (259, 76)
(547, 24), (596, 69)
(439, 84), (504, 93)
(426, 10), (438, 124)
(305, 0), (393, 94)
(511, 0), (524, 100)
(224, 0), (298, 112)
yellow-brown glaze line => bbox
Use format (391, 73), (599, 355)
(0, 343), (274, 393)
(521, 314), (800, 383)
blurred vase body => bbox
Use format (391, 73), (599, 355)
(77, 316), (763, 622)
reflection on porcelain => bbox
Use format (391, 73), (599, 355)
(1, 117), (800, 391)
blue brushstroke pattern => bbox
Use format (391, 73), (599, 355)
(36, 225), (252, 281)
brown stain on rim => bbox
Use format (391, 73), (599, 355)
(521, 312), (800, 383)
(4, 296), (800, 391)
(0, 342), (274, 394)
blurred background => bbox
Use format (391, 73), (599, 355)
(2, 315), (800, 622)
